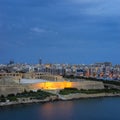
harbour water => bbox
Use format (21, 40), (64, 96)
(0, 97), (120, 120)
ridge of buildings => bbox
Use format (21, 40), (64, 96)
(0, 61), (120, 80)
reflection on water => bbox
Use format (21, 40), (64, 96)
(1, 98), (120, 120)
(39, 101), (74, 120)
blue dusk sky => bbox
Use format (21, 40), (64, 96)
(0, 0), (120, 64)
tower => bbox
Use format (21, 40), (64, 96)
(9, 59), (14, 65)
(39, 59), (42, 65)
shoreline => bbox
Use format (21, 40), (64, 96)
(59, 93), (120, 100)
(1, 93), (120, 107)
(0, 96), (58, 107)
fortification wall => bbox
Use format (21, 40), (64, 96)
(0, 85), (25, 96)
(0, 78), (104, 96)
(0, 78), (25, 96)
(72, 81), (104, 90)
(27, 81), (104, 90)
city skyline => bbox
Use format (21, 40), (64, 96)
(1, 61), (120, 81)
(1, 0), (120, 64)
(0, 58), (119, 66)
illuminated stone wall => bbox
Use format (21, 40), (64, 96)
(27, 81), (104, 90)
(28, 81), (72, 90)
(0, 77), (104, 96)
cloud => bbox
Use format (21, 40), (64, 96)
(85, 1), (120, 16)
(69, 0), (102, 3)
(30, 27), (58, 35)
(30, 27), (47, 33)
(68, 0), (120, 16)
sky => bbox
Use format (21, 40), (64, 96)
(0, 0), (120, 64)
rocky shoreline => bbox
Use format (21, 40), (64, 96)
(60, 93), (120, 100)
(0, 96), (58, 107)
(0, 93), (120, 107)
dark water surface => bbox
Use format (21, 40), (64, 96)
(0, 97), (120, 120)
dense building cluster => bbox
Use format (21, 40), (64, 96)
(0, 61), (120, 80)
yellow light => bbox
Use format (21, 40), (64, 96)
(32, 81), (73, 90)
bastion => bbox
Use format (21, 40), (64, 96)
(0, 77), (104, 96)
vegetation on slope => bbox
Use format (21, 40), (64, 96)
(0, 90), (55, 102)
(59, 88), (120, 95)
